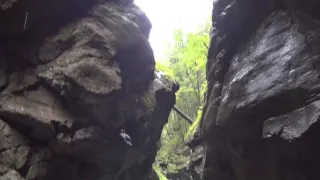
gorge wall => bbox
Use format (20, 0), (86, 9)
(201, 0), (320, 179)
(0, 0), (177, 179)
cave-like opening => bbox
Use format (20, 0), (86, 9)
(135, 0), (212, 179)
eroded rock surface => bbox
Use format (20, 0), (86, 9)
(0, 0), (177, 180)
(201, 0), (320, 179)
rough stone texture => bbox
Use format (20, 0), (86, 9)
(201, 0), (320, 179)
(184, 128), (203, 178)
(0, 0), (177, 180)
(166, 172), (193, 180)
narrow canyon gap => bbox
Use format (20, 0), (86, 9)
(2, 0), (320, 180)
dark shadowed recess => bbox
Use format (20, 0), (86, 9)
(0, 0), (111, 74)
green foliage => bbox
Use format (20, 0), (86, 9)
(154, 18), (210, 176)
(185, 106), (203, 140)
(153, 166), (168, 180)
(155, 62), (174, 79)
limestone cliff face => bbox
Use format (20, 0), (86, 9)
(202, 0), (320, 179)
(0, 0), (177, 180)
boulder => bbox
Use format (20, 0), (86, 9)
(0, 0), (176, 179)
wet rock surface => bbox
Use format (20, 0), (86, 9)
(0, 0), (177, 180)
(201, 0), (320, 179)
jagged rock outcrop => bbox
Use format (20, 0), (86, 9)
(201, 0), (320, 179)
(0, 0), (177, 180)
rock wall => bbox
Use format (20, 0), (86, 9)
(202, 0), (320, 179)
(0, 0), (177, 180)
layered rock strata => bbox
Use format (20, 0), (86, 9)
(0, 0), (177, 179)
(201, 0), (320, 179)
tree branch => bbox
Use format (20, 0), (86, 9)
(173, 106), (193, 124)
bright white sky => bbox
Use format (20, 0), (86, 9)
(134, 0), (212, 62)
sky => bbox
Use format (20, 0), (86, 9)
(134, 0), (212, 61)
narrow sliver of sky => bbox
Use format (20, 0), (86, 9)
(134, 0), (212, 62)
